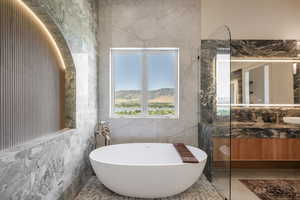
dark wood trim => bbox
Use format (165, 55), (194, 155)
(60, 70), (65, 129)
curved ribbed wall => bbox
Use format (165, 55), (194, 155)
(0, 0), (65, 150)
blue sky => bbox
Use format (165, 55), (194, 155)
(114, 52), (177, 91)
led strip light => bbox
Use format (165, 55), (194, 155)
(231, 59), (300, 63)
(15, 0), (66, 70)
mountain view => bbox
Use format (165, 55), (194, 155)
(114, 88), (175, 115)
(116, 88), (174, 100)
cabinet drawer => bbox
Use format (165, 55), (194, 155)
(213, 138), (300, 161)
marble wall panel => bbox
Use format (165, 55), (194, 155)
(199, 39), (299, 180)
(232, 106), (300, 123)
(294, 67), (300, 104)
(231, 40), (297, 58)
(0, 0), (99, 199)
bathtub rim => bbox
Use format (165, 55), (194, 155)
(89, 143), (207, 167)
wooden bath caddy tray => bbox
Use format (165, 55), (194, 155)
(173, 143), (199, 163)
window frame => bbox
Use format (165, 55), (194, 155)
(109, 47), (180, 119)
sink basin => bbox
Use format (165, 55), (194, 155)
(283, 117), (300, 125)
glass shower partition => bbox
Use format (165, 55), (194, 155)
(199, 26), (231, 199)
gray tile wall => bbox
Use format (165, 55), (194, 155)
(98, 0), (201, 146)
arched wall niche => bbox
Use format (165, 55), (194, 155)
(0, 0), (77, 150)
(16, 0), (77, 128)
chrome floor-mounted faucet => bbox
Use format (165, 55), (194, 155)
(95, 121), (111, 147)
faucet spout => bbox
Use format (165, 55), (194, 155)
(95, 121), (112, 147)
(104, 134), (111, 146)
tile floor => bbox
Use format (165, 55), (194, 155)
(75, 169), (300, 200)
(74, 175), (224, 200)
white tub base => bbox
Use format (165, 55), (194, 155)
(89, 143), (207, 199)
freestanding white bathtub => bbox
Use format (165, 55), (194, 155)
(89, 143), (207, 199)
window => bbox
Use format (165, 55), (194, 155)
(110, 48), (179, 118)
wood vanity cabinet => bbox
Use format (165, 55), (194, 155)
(213, 138), (300, 161)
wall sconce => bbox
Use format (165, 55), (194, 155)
(293, 63), (298, 75)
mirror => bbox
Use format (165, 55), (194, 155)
(231, 59), (300, 105)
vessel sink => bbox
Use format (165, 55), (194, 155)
(283, 117), (300, 125)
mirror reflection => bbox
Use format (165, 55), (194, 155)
(231, 59), (300, 105)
